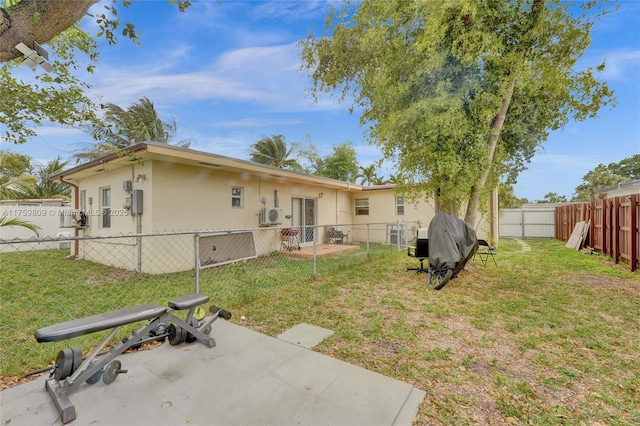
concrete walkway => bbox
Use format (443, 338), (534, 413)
(1, 320), (425, 425)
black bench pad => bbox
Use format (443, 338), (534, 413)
(168, 294), (209, 310)
(35, 304), (166, 343)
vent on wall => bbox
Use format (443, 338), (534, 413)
(260, 208), (284, 225)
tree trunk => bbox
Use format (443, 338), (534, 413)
(464, 72), (517, 227)
(0, 0), (98, 63)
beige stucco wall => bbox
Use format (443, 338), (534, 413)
(72, 162), (151, 236)
(71, 162), (151, 267)
(72, 160), (356, 273)
(349, 188), (437, 244)
(149, 161), (346, 231)
(347, 188), (492, 244)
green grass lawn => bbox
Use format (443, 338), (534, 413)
(1, 239), (638, 425)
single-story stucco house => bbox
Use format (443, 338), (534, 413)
(50, 142), (497, 273)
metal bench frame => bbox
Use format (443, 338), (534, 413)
(34, 294), (227, 424)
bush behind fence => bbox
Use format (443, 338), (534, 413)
(0, 222), (418, 377)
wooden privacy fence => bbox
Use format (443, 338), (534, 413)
(555, 194), (639, 272)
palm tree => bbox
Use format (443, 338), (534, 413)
(0, 214), (41, 236)
(77, 97), (191, 162)
(26, 157), (71, 200)
(249, 135), (301, 170)
(356, 165), (379, 185)
(386, 173), (402, 185)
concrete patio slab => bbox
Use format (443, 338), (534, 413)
(1, 320), (425, 426)
(277, 323), (335, 348)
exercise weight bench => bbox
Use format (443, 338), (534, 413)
(34, 294), (231, 424)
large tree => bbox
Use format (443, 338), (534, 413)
(572, 154), (639, 201)
(249, 135), (301, 170)
(315, 142), (360, 182)
(0, 151), (35, 199)
(1, 0), (191, 144)
(300, 0), (614, 226)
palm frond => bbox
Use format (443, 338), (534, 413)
(0, 213), (41, 236)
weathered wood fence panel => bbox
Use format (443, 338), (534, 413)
(555, 194), (639, 272)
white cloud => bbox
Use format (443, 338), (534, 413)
(600, 49), (640, 81)
(88, 41), (346, 113)
(194, 135), (254, 160)
(30, 127), (84, 137)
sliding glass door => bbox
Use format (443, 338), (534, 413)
(291, 197), (316, 244)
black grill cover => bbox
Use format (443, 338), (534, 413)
(428, 212), (478, 278)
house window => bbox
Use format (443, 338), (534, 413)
(396, 196), (405, 216)
(100, 187), (111, 228)
(231, 187), (243, 208)
(355, 198), (369, 215)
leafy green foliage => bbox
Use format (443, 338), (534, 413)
(77, 97), (190, 162)
(315, 142), (360, 182)
(538, 192), (568, 203)
(355, 164), (382, 185)
(573, 154), (639, 201)
(1, 0), (193, 144)
(0, 213), (41, 236)
(26, 156), (71, 199)
(249, 134), (301, 170)
(499, 182), (529, 208)
(0, 151), (32, 178)
(1, 25), (100, 144)
(300, 0), (615, 225)
(0, 151), (36, 199)
(0, 152), (70, 199)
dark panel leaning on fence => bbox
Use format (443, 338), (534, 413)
(555, 194), (639, 272)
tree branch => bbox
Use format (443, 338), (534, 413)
(0, 0), (98, 63)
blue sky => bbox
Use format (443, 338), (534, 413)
(4, 0), (639, 201)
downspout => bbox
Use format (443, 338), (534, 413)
(336, 182), (352, 224)
(58, 176), (79, 258)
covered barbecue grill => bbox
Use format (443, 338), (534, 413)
(427, 213), (478, 290)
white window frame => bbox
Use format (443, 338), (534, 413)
(395, 196), (405, 216)
(355, 198), (369, 216)
(100, 186), (111, 228)
(231, 186), (243, 208)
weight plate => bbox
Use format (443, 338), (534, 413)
(177, 325), (187, 344)
(194, 306), (206, 321)
(54, 348), (74, 381)
(71, 346), (83, 374)
(102, 360), (122, 385)
(86, 369), (103, 385)
(168, 323), (187, 346)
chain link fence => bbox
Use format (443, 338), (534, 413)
(1, 221), (418, 378)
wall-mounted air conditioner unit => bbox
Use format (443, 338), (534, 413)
(59, 210), (85, 228)
(260, 208), (284, 225)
